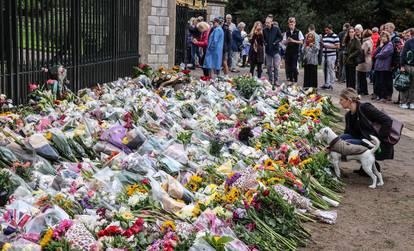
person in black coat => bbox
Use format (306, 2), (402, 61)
(339, 88), (394, 174)
(222, 23), (232, 76)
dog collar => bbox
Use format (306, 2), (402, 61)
(327, 136), (341, 152)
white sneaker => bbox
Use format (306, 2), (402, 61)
(400, 103), (409, 109)
(410, 103), (414, 109)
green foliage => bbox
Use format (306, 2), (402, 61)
(227, 0), (414, 33)
(233, 76), (259, 100)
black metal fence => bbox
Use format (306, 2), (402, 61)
(175, 5), (206, 65)
(0, 0), (140, 104)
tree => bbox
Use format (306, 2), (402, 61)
(226, 0), (414, 34)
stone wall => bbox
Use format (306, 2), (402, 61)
(206, 0), (226, 22)
(139, 0), (176, 68)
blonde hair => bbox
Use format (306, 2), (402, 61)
(340, 88), (360, 102)
(380, 31), (391, 42)
(385, 22), (395, 31)
(197, 22), (210, 32)
(249, 21), (262, 38)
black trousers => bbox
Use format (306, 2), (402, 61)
(375, 71), (393, 99)
(250, 63), (263, 78)
(285, 53), (298, 82)
(357, 71), (368, 95)
(303, 64), (318, 88)
(345, 64), (356, 89)
(200, 48), (209, 76)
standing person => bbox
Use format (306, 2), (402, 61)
(344, 27), (361, 89)
(399, 29), (414, 109)
(193, 22), (211, 76)
(374, 31), (394, 102)
(339, 88), (394, 175)
(203, 17), (224, 77)
(282, 17), (304, 83)
(355, 24), (363, 41)
(338, 23), (351, 83)
(248, 21), (265, 78)
(240, 23), (250, 68)
(188, 17), (201, 69)
(302, 24), (320, 88)
(222, 22), (232, 77)
(263, 16), (283, 86)
(369, 27), (380, 84)
(230, 22), (243, 73)
(356, 29), (374, 95)
(321, 24), (340, 89)
(225, 14), (237, 72)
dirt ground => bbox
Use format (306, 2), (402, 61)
(192, 65), (414, 250)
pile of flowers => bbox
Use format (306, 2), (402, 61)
(0, 66), (344, 251)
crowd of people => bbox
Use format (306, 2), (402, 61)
(186, 15), (414, 110)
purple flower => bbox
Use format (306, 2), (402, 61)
(80, 197), (93, 209)
(225, 172), (241, 188)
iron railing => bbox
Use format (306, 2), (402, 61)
(0, 0), (140, 104)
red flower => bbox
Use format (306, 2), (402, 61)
(47, 79), (55, 85)
(246, 222), (256, 231)
(54, 100), (61, 105)
(138, 63), (149, 70)
(142, 178), (150, 185)
(181, 69), (191, 75)
(97, 225), (122, 237)
(216, 113), (228, 121)
(262, 190), (270, 197)
(200, 76), (212, 81)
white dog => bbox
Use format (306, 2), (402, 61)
(315, 127), (384, 189)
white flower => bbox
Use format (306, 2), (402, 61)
(127, 192), (147, 206)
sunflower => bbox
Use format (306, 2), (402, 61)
(264, 158), (274, 168)
(160, 220), (176, 233)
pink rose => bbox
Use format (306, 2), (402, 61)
(28, 83), (38, 92)
(280, 144), (289, 153)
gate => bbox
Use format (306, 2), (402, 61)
(0, 0), (140, 105)
(175, 5), (206, 65)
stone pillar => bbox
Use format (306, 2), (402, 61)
(206, 0), (227, 22)
(139, 0), (176, 68)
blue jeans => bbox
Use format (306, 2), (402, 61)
(340, 134), (363, 145)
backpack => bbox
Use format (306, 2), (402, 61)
(393, 70), (411, 91)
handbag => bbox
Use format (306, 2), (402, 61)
(356, 49), (365, 64)
(359, 106), (403, 145)
(393, 70), (411, 91)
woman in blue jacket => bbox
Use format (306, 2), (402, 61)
(203, 17), (224, 77)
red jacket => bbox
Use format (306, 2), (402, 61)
(193, 28), (210, 48)
(371, 32), (380, 58)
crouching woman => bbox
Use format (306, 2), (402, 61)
(338, 88), (394, 173)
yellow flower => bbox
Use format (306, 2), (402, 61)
(214, 235), (221, 242)
(276, 103), (289, 114)
(161, 220), (176, 232)
(263, 122), (271, 130)
(162, 95), (167, 100)
(264, 158), (274, 168)
(1, 243), (11, 251)
(225, 187), (240, 204)
(300, 158), (313, 166)
(39, 228), (53, 247)
(267, 177), (282, 184)
(127, 184), (139, 197)
(54, 194), (64, 202)
(192, 203), (201, 217)
(45, 132), (53, 141)
(224, 94), (235, 101)
(121, 211), (134, 220)
(255, 142), (262, 150)
(122, 136), (129, 145)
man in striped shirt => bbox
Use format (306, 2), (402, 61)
(321, 24), (340, 89)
